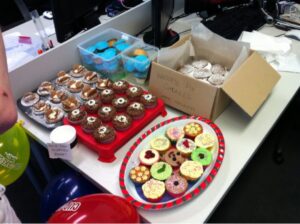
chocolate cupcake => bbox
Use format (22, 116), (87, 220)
(96, 78), (113, 91)
(83, 71), (98, 84)
(100, 88), (115, 104)
(80, 85), (98, 101)
(32, 100), (51, 115)
(112, 96), (129, 111)
(93, 125), (116, 144)
(98, 105), (116, 122)
(67, 109), (87, 124)
(126, 86), (143, 101)
(112, 113), (132, 131)
(163, 148), (186, 168)
(84, 99), (101, 114)
(37, 81), (54, 96)
(56, 71), (71, 86)
(81, 116), (102, 133)
(44, 107), (64, 124)
(61, 96), (80, 112)
(112, 80), (129, 94)
(126, 102), (145, 119)
(70, 64), (86, 78)
(50, 90), (68, 104)
(67, 80), (84, 93)
(21, 92), (39, 107)
(140, 93), (157, 109)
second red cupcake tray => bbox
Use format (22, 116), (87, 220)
(63, 98), (167, 163)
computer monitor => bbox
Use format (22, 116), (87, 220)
(51, 0), (109, 43)
(185, 0), (250, 17)
(143, 0), (179, 48)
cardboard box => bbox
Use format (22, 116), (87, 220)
(149, 26), (281, 121)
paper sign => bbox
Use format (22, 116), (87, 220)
(47, 143), (72, 161)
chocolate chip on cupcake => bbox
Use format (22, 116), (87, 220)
(112, 80), (129, 94)
(67, 108), (87, 124)
(140, 93), (157, 109)
(44, 107), (64, 124)
(112, 96), (129, 111)
(98, 105), (116, 122)
(126, 102), (145, 120)
(81, 116), (102, 133)
(93, 125), (116, 144)
(112, 113), (132, 131)
(84, 99), (101, 114)
(100, 88), (115, 104)
(126, 86), (143, 101)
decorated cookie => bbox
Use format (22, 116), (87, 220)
(100, 88), (115, 104)
(98, 105), (116, 122)
(112, 80), (129, 94)
(129, 165), (151, 185)
(126, 86), (143, 101)
(150, 136), (171, 154)
(163, 148), (186, 168)
(21, 92), (39, 107)
(112, 96), (129, 111)
(150, 162), (173, 181)
(112, 113), (132, 131)
(126, 102), (145, 120)
(67, 109), (87, 124)
(140, 93), (157, 109)
(165, 174), (188, 198)
(139, 149), (160, 166)
(142, 179), (165, 202)
(183, 122), (203, 139)
(194, 133), (216, 150)
(93, 125), (116, 144)
(191, 147), (213, 167)
(84, 99), (101, 114)
(176, 138), (196, 157)
(81, 116), (102, 133)
(165, 127), (185, 143)
(180, 160), (203, 181)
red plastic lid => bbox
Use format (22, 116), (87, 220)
(48, 194), (140, 223)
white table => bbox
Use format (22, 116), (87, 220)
(10, 2), (300, 222)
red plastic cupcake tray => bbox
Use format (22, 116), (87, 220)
(63, 98), (167, 163)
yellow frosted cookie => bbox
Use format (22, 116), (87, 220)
(150, 136), (171, 154)
(142, 179), (165, 202)
(195, 133), (216, 150)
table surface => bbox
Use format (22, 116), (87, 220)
(13, 14), (300, 223)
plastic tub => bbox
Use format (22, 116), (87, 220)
(121, 42), (158, 85)
(78, 28), (142, 81)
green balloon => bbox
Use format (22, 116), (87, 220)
(0, 122), (30, 186)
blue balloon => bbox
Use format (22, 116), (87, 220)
(40, 170), (99, 222)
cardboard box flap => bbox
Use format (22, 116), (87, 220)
(222, 52), (281, 116)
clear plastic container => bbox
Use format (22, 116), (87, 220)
(78, 28), (142, 81)
(121, 43), (158, 85)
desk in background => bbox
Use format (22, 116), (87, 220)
(9, 1), (300, 222)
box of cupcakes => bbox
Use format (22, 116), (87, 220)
(149, 24), (280, 121)
(119, 115), (225, 210)
(78, 28), (142, 81)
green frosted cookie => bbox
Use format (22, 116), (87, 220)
(191, 147), (212, 166)
(150, 162), (173, 181)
